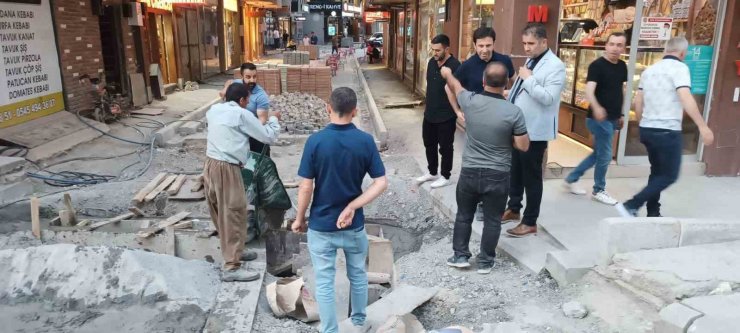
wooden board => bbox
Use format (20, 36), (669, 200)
(131, 108), (165, 116)
(30, 197), (40, 239)
(171, 177), (205, 201)
(136, 211), (191, 238)
(167, 174), (188, 195)
(132, 172), (168, 203)
(87, 212), (135, 231)
(144, 174), (178, 202)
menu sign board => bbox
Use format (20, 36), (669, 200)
(639, 17), (673, 40)
(0, 0), (65, 129)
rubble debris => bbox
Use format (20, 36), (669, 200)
(376, 313), (425, 333)
(136, 211), (190, 238)
(709, 282), (733, 296)
(270, 92), (329, 134)
(562, 301), (589, 319)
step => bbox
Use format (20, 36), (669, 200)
(473, 219), (564, 274)
(203, 260), (266, 333)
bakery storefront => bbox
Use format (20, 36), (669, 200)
(556, 0), (728, 166)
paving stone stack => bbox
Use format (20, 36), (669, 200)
(298, 45), (319, 60)
(256, 69), (282, 96)
(286, 66), (305, 92)
(270, 92), (329, 135)
(282, 51), (310, 65)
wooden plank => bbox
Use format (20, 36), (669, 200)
(191, 174), (204, 192)
(132, 172), (168, 203)
(144, 174), (178, 202)
(167, 174), (188, 195)
(171, 177), (205, 201)
(62, 193), (76, 226)
(30, 197), (40, 239)
(172, 220), (193, 229)
(165, 226), (176, 256)
(87, 212), (135, 231)
(136, 211), (191, 238)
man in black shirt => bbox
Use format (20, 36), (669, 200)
(417, 34), (461, 189)
(564, 32), (628, 205)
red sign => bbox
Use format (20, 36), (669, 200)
(364, 11), (389, 23)
(527, 5), (548, 23)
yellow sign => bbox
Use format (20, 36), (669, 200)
(224, 0), (238, 12)
(0, 92), (65, 129)
(140, 0), (173, 11)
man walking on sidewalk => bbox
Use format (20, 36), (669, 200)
(616, 37), (714, 218)
(204, 83), (280, 282)
(417, 34), (461, 189)
(563, 33), (628, 205)
(505, 23), (565, 238)
(291, 87), (388, 333)
(219, 62), (272, 156)
(441, 63), (530, 274)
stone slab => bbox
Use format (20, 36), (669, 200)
(607, 241), (740, 302)
(544, 250), (598, 286)
(599, 217), (681, 265)
(203, 261), (266, 333)
(655, 302), (704, 333)
(0, 111), (87, 148)
(679, 219), (740, 247)
(26, 125), (109, 162)
(0, 180), (33, 205)
(356, 58), (388, 149)
(338, 284), (438, 332)
(681, 293), (740, 321)
(177, 121), (203, 136)
(688, 315), (738, 333)
(0, 156), (25, 175)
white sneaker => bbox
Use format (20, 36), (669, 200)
(416, 173), (439, 183)
(592, 191), (618, 205)
(430, 177), (452, 189)
(563, 181), (587, 195)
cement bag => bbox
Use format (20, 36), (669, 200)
(266, 277), (320, 322)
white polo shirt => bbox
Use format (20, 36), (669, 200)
(638, 56), (692, 131)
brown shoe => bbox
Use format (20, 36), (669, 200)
(501, 209), (521, 224)
(506, 223), (537, 238)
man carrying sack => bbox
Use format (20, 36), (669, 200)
(204, 83), (280, 282)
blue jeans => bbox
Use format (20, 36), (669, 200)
(566, 118), (616, 193)
(624, 127), (682, 216)
(308, 227), (369, 333)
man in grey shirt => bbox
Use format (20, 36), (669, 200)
(440, 62), (530, 274)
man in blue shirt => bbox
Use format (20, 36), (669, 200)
(219, 62), (272, 155)
(291, 87), (388, 333)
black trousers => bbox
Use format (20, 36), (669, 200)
(422, 118), (456, 179)
(507, 141), (547, 226)
(453, 167), (510, 264)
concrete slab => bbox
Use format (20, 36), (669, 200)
(0, 180), (33, 205)
(338, 284), (438, 332)
(177, 121), (203, 136)
(688, 315), (737, 333)
(26, 124), (109, 162)
(356, 59), (389, 149)
(0, 111), (88, 148)
(154, 97), (220, 147)
(480, 219), (562, 273)
(544, 250), (598, 286)
(606, 241), (740, 302)
(681, 293), (740, 320)
(203, 261), (266, 333)
(655, 302), (704, 333)
(599, 217), (681, 265)
(679, 219), (740, 247)
(0, 156), (25, 175)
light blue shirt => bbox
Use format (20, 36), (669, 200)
(206, 101), (280, 166)
(232, 80), (270, 115)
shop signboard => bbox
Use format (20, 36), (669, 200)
(639, 17), (673, 40)
(364, 11), (389, 23)
(0, 0), (65, 129)
(685, 45), (714, 95)
(308, 1), (342, 12)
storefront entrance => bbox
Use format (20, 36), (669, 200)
(148, 12), (178, 85)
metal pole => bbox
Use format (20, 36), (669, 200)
(616, 0), (644, 165)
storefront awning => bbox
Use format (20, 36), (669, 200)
(244, 0), (282, 9)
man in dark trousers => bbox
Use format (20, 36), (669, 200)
(292, 87), (388, 333)
(564, 33), (628, 205)
(505, 23), (565, 237)
(445, 27), (515, 221)
(441, 62), (530, 274)
(416, 34), (461, 189)
(310, 31), (318, 45)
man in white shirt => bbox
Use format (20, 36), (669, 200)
(204, 83), (280, 281)
(616, 37), (714, 218)
(273, 28), (282, 49)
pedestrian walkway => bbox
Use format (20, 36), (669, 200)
(358, 63), (740, 274)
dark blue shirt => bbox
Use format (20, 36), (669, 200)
(297, 123), (386, 232)
(454, 52), (515, 93)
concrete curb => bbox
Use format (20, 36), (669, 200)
(598, 217), (740, 265)
(154, 96), (221, 147)
(352, 57), (389, 149)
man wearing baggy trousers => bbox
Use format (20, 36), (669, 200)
(204, 83), (280, 282)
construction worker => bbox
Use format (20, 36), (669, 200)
(204, 83), (280, 281)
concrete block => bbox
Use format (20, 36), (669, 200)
(655, 302), (704, 333)
(368, 237), (394, 276)
(0, 180), (33, 205)
(154, 97), (219, 147)
(599, 217), (681, 265)
(368, 283), (389, 305)
(355, 58), (388, 149)
(0, 156), (25, 175)
(177, 121), (203, 136)
(688, 315), (737, 333)
(679, 219), (740, 247)
(544, 250), (597, 286)
(26, 125), (108, 162)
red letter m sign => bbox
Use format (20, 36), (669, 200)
(527, 5), (548, 23)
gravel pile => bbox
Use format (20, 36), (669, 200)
(270, 92), (329, 134)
